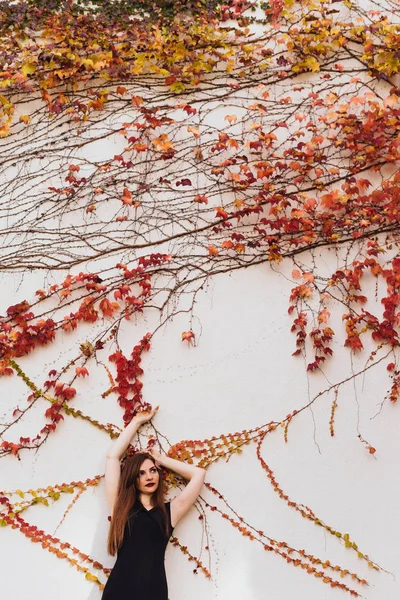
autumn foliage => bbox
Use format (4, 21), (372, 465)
(1, 0), (400, 596)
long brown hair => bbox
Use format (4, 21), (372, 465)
(107, 452), (167, 555)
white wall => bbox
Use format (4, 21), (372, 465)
(1, 3), (400, 600)
(1, 256), (399, 600)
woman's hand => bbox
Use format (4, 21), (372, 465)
(106, 405), (159, 462)
(147, 447), (162, 462)
(133, 405), (159, 426)
(147, 446), (162, 461)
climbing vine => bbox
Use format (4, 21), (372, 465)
(1, 0), (400, 597)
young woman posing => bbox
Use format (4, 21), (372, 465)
(102, 406), (206, 600)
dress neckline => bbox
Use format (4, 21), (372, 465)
(138, 500), (156, 512)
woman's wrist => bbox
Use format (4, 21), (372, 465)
(132, 405), (159, 426)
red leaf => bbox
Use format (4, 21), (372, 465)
(176, 179), (192, 187)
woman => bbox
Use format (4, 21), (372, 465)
(102, 405), (206, 600)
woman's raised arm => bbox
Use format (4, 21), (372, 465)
(105, 406), (159, 514)
(149, 449), (206, 528)
(106, 406), (159, 459)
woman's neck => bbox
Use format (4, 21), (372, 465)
(139, 493), (153, 508)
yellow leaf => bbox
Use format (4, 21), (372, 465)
(187, 125), (200, 138)
(226, 59), (235, 73)
(170, 81), (185, 94)
(21, 63), (36, 77)
(304, 57), (320, 72)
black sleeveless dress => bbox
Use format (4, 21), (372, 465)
(102, 501), (174, 600)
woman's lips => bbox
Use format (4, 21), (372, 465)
(145, 482), (155, 487)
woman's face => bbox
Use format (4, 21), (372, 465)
(136, 458), (160, 495)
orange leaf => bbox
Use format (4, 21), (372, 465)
(152, 134), (174, 152)
(193, 195), (208, 204)
(215, 207), (228, 219)
(121, 187), (132, 205)
(131, 95), (144, 107)
(181, 330), (195, 343)
(133, 143), (148, 152)
(76, 367), (89, 377)
(99, 298), (119, 317)
(350, 96), (365, 105)
(207, 245), (219, 256)
(318, 309), (330, 323)
(384, 95), (398, 108)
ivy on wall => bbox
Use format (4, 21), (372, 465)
(0, 0), (399, 596)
